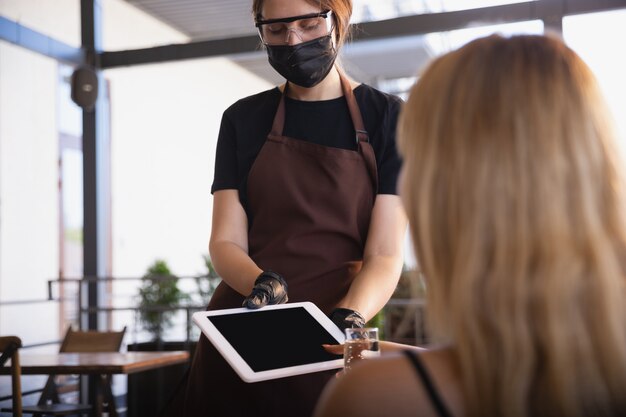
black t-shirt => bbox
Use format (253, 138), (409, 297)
(211, 83), (403, 214)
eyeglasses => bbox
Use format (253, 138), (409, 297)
(255, 10), (333, 45)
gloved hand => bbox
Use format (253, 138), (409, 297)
(242, 270), (288, 309)
(329, 307), (366, 330)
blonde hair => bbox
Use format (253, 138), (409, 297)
(252, 0), (352, 47)
(398, 34), (626, 417)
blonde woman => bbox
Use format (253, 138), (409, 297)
(314, 34), (626, 417)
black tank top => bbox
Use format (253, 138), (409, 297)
(403, 350), (454, 417)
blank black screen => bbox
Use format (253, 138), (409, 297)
(207, 307), (341, 372)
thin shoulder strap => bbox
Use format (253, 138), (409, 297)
(403, 350), (454, 417)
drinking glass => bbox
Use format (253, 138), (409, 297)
(343, 327), (380, 372)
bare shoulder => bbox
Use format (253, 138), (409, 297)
(314, 348), (464, 417)
(314, 354), (418, 417)
(418, 348), (465, 416)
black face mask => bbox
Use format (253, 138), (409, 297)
(266, 35), (337, 88)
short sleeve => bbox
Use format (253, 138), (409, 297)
(377, 98), (403, 195)
(211, 112), (239, 194)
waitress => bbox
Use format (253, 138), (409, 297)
(183, 0), (407, 416)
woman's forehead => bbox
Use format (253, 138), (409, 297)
(260, 0), (322, 20)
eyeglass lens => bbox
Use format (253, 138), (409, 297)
(258, 14), (332, 45)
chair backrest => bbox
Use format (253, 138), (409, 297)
(32, 327), (126, 412)
(59, 327), (126, 353)
(0, 335), (23, 417)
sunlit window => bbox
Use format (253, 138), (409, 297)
(374, 20), (543, 98)
(563, 10), (626, 159)
(425, 19), (544, 54)
(352, 0), (537, 23)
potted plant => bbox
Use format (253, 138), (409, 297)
(137, 259), (188, 342)
(127, 257), (219, 417)
(128, 259), (190, 417)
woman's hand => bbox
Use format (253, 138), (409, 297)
(322, 343), (346, 378)
(322, 343), (345, 356)
(329, 308), (366, 330)
(242, 270), (288, 308)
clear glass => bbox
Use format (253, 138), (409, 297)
(344, 327), (380, 371)
(563, 10), (626, 161)
(257, 12), (333, 45)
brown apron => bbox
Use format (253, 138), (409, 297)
(183, 72), (377, 417)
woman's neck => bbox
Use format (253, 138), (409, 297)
(285, 68), (343, 101)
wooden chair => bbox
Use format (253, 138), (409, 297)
(1, 327), (125, 416)
(34, 326), (127, 416)
(0, 336), (23, 417)
(1, 335), (93, 416)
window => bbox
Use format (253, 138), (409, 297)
(564, 10), (626, 158)
(352, 0), (537, 23)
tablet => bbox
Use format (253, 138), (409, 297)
(192, 302), (345, 382)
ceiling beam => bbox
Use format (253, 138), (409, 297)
(100, 0), (626, 68)
(0, 16), (84, 64)
(100, 35), (260, 68)
(2, 0), (622, 68)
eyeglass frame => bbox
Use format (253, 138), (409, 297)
(255, 10), (334, 45)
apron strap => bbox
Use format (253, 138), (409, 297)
(337, 69), (369, 145)
(270, 67), (370, 145)
(270, 83), (287, 137)
(335, 69), (378, 192)
(269, 67), (377, 192)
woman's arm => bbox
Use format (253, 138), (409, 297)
(323, 341), (424, 356)
(209, 189), (263, 296)
(380, 340), (425, 353)
(337, 194), (407, 320)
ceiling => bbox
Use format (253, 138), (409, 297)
(125, 0), (257, 41)
(123, 0), (433, 93)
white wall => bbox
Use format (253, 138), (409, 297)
(0, 42), (60, 343)
(99, 0), (272, 341)
(106, 58), (272, 278)
(105, 57), (272, 341)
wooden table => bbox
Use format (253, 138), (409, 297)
(0, 351), (190, 416)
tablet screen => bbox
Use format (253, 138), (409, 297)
(207, 306), (341, 372)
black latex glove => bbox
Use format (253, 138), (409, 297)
(242, 270), (288, 309)
(329, 307), (366, 330)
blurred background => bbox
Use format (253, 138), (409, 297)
(0, 0), (624, 414)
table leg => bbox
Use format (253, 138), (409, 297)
(102, 375), (118, 417)
(88, 374), (103, 417)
